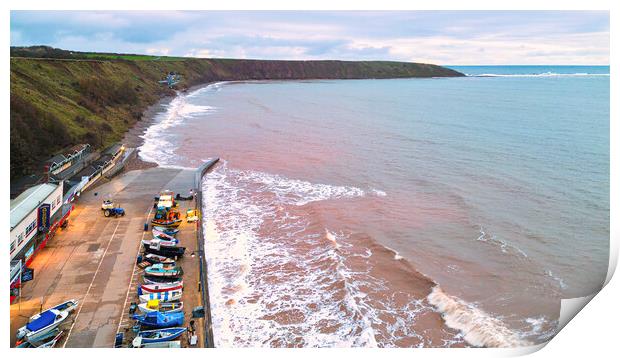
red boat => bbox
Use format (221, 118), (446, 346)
(138, 283), (183, 295)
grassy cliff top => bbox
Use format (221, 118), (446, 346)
(10, 46), (464, 178)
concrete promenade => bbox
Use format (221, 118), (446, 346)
(10, 167), (203, 348)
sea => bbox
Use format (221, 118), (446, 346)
(138, 65), (610, 348)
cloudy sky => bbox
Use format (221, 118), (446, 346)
(10, 11), (609, 65)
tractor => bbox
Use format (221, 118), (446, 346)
(102, 200), (125, 217)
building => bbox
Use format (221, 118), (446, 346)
(10, 182), (72, 303)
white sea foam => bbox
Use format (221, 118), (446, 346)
(202, 163), (383, 347)
(384, 246), (403, 260)
(232, 169), (368, 205)
(476, 226), (528, 258)
(427, 286), (530, 348)
(545, 270), (568, 290)
(138, 85), (218, 167)
(372, 189), (387, 197)
(201, 163), (474, 347)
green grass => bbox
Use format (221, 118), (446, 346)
(81, 53), (188, 61)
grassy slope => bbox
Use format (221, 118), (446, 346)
(10, 56), (463, 178)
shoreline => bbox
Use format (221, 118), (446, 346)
(121, 82), (216, 172)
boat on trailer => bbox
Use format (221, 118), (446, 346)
(143, 276), (183, 286)
(143, 253), (176, 265)
(152, 226), (179, 236)
(137, 300), (184, 314)
(16, 299), (78, 342)
(152, 229), (178, 241)
(139, 290), (183, 303)
(136, 327), (187, 343)
(16, 328), (64, 348)
(142, 239), (178, 248)
(143, 241), (186, 258)
(131, 336), (181, 348)
(144, 263), (183, 278)
(132, 311), (185, 328)
(138, 282), (183, 295)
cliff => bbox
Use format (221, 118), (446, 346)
(10, 47), (464, 178)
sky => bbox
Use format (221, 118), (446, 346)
(10, 11), (610, 65)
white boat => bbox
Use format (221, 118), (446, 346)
(137, 301), (184, 314)
(131, 336), (181, 348)
(16, 299), (78, 342)
(16, 328), (64, 348)
(142, 239), (177, 247)
(139, 290), (182, 303)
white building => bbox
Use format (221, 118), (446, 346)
(10, 182), (63, 263)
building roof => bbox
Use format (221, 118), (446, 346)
(10, 183), (60, 229)
(45, 153), (68, 166)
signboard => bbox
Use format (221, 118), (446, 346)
(24, 245), (34, 261)
(21, 268), (34, 283)
(38, 203), (51, 232)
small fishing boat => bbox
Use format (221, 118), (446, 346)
(143, 253), (176, 265)
(138, 282), (183, 295)
(16, 299), (78, 342)
(143, 276), (183, 286)
(143, 240), (186, 258)
(136, 327), (187, 343)
(144, 263), (183, 278)
(151, 218), (182, 228)
(139, 290), (183, 303)
(132, 311), (184, 328)
(152, 226), (179, 236)
(138, 300), (184, 314)
(131, 336), (181, 348)
(152, 205), (183, 228)
(142, 239), (178, 248)
(16, 329), (64, 348)
(152, 229), (178, 241)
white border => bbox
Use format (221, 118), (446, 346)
(2, 1), (616, 357)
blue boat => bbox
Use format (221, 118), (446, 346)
(144, 263), (183, 278)
(152, 226), (179, 236)
(137, 327), (187, 343)
(132, 311), (184, 328)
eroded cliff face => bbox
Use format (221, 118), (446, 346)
(10, 56), (463, 177)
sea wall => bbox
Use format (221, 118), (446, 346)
(194, 158), (220, 348)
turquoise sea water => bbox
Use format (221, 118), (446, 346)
(140, 65), (610, 347)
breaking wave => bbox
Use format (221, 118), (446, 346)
(202, 162), (470, 347)
(138, 84), (218, 167)
(202, 162), (382, 347)
(201, 161), (546, 348)
(427, 286), (529, 348)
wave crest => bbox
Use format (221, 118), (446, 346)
(427, 286), (529, 348)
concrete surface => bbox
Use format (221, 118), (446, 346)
(10, 167), (204, 348)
